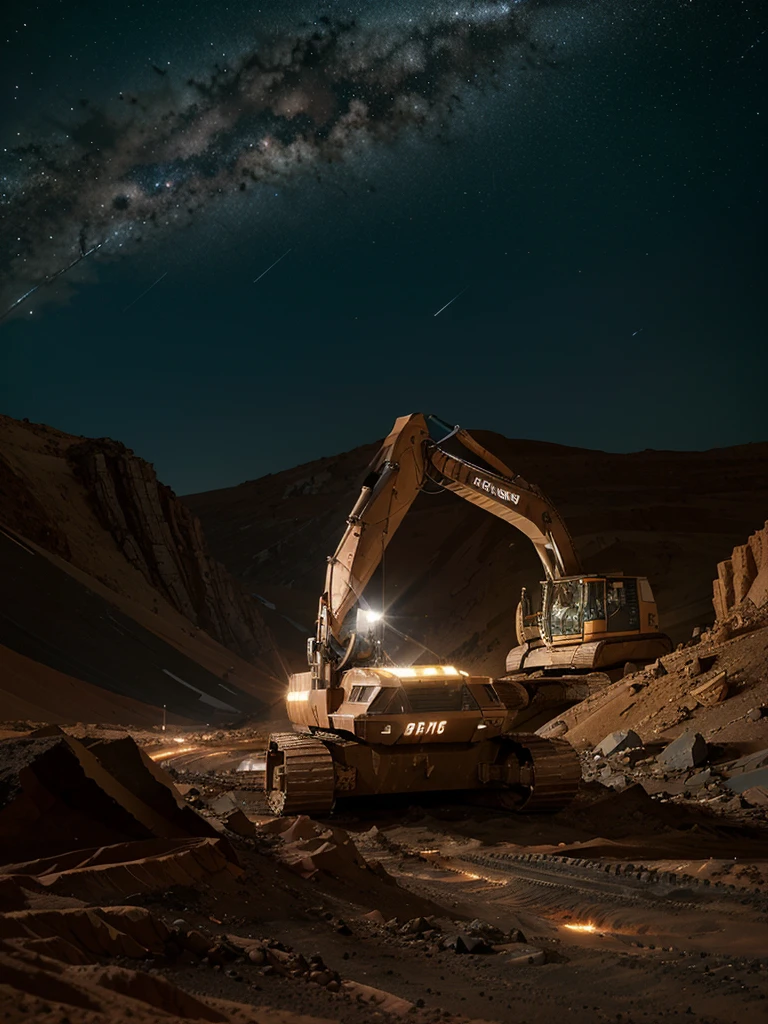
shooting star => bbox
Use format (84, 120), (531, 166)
(1, 240), (106, 322)
(433, 287), (468, 317)
(121, 271), (168, 313)
(632, 327), (644, 337)
(253, 248), (292, 284)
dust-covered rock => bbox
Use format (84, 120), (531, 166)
(657, 731), (708, 770)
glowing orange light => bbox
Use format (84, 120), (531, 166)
(563, 923), (597, 933)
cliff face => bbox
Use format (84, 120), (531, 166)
(66, 438), (272, 662)
(712, 520), (768, 630)
(0, 414), (284, 720)
(0, 439), (71, 560)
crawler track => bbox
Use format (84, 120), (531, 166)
(514, 734), (583, 811)
(266, 732), (335, 815)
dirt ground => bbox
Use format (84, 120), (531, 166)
(1, 702), (767, 1024)
(131, 728), (768, 1024)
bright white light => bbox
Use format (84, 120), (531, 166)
(366, 610), (383, 623)
(286, 690), (310, 702)
(384, 665), (462, 679)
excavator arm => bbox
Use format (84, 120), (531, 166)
(312, 413), (580, 681)
(425, 420), (580, 582)
(319, 414), (431, 655)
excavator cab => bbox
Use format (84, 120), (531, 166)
(541, 575), (657, 643)
(507, 573), (670, 674)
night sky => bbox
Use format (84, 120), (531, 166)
(1, 0), (765, 494)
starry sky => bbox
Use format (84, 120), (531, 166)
(0, 0), (765, 494)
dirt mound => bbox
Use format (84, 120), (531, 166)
(0, 732), (232, 865)
(186, 431), (768, 674)
(1, 837), (241, 907)
(263, 814), (384, 879)
(0, 931), (229, 1022)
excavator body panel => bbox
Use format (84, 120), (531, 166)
(286, 665), (508, 745)
(269, 663), (584, 813)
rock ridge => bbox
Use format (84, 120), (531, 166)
(712, 519), (768, 629)
(65, 437), (272, 663)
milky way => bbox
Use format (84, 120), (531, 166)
(1, 1), (568, 317)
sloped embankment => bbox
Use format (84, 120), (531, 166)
(0, 413), (288, 719)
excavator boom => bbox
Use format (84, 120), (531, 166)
(316, 413), (580, 661)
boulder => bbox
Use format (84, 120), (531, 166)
(362, 909), (386, 924)
(727, 748), (768, 774)
(224, 809), (256, 838)
(466, 919), (505, 942)
(740, 786), (768, 807)
(657, 732), (708, 771)
(402, 917), (430, 935)
(685, 768), (712, 789)
(598, 769), (628, 791)
(455, 934), (495, 955)
(209, 792), (238, 816)
(726, 767), (768, 794)
(690, 671), (729, 707)
(506, 944), (546, 966)
(594, 730), (642, 757)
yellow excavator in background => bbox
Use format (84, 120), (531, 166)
(264, 413), (672, 815)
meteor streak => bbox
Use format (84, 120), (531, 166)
(121, 271), (168, 313)
(253, 248), (293, 285)
(1, 241), (106, 322)
(433, 287), (468, 317)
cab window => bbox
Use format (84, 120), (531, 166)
(583, 580), (606, 622)
(548, 580), (582, 636)
(606, 579), (640, 632)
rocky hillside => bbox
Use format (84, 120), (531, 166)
(712, 520), (768, 634)
(538, 519), (768, 786)
(65, 436), (273, 663)
(186, 429), (768, 677)
(0, 414), (286, 722)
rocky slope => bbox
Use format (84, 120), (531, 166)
(65, 436), (273, 663)
(712, 519), (768, 632)
(538, 520), (768, 771)
(0, 414), (287, 721)
(186, 429), (768, 676)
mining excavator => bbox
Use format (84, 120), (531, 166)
(265, 413), (672, 815)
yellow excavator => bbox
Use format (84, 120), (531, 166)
(264, 413), (672, 815)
